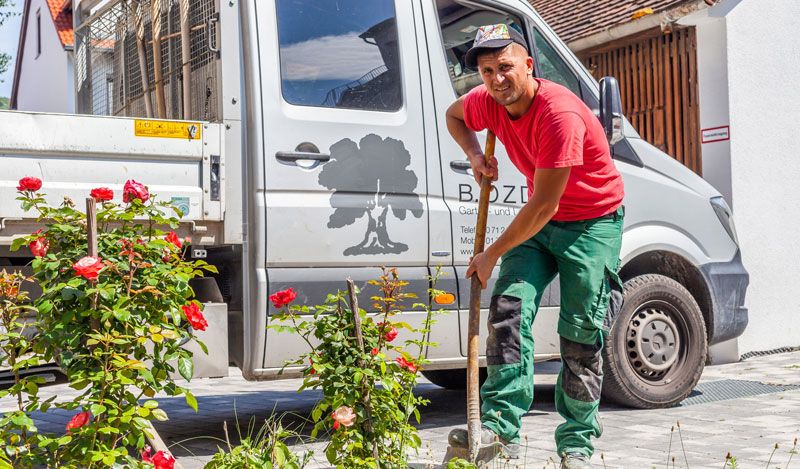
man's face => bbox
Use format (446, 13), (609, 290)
(476, 44), (533, 107)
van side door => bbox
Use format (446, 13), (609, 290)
(423, 0), (583, 359)
(256, 0), (430, 369)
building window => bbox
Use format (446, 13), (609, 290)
(36, 9), (41, 58)
(276, 0), (403, 111)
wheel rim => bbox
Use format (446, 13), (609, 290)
(624, 300), (685, 382)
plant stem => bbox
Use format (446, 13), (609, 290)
(677, 421), (689, 468)
(766, 443), (778, 468)
(667, 425), (674, 469)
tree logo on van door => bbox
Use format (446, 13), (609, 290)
(318, 134), (423, 256)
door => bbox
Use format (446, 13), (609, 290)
(424, 0), (597, 358)
(256, 0), (432, 369)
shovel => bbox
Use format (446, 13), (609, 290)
(466, 131), (496, 462)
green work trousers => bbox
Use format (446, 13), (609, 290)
(480, 207), (624, 458)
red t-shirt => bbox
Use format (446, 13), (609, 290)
(463, 78), (624, 221)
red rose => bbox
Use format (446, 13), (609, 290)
(29, 235), (49, 257)
(122, 179), (149, 203)
(371, 348), (379, 356)
(269, 287), (297, 308)
(384, 325), (398, 342)
(89, 187), (114, 202)
(17, 176), (42, 192)
(165, 231), (182, 248)
(72, 256), (103, 281)
(333, 420), (340, 430)
(66, 411), (91, 432)
(142, 446), (175, 469)
(396, 356), (418, 373)
(181, 302), (208, 331)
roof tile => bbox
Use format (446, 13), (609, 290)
(46, 0), (73, 48)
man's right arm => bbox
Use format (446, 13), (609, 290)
(446, 96), (498, 183)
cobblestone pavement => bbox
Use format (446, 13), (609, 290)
(2, 351), (799, 468)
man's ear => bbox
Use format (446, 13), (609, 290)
(526, 56), (534, 76)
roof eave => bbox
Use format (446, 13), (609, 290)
(567, 0), (712, 53)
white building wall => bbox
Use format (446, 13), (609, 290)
(15, 0), (72, 113)
(723, 0), (800, 352)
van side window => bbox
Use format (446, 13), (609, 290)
(275, 0), (402, 111)
(532, 29), (582, 98)
(435, 1), (525, 97)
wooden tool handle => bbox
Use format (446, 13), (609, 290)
(467, 131), (496, 461)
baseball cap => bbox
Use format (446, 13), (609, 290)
(464, 23), (529, 69)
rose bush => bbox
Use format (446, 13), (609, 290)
(270, 267), (447, 468)
(2, 177), (216, 467)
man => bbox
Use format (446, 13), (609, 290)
(445, 24), (625, 469)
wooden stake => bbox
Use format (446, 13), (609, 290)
(178, 0), (192, 119)
(86, 198), (97, 257)
(467, 131), (496, 462)
(346, 278), (380, 465)
(151, 0), (167, 118)
(131, 0), (154, 118)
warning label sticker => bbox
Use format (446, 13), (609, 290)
(134, 120), (202, 140)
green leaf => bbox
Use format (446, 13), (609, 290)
(90, 404), (107, 416)
(113, 308), (131, 322)
(10, 236), (28, 252)
(37, 300), (53, 315)
(143, 400), (159, 409)
(178, 356), (194, 381)
(185, 391), (198, 412)
(151, 408), (168, 421)
(136, 407), (150, 418)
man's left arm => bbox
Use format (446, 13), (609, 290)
(466, 166), (571, 288)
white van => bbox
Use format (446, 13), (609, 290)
(0, 0), (747, 408)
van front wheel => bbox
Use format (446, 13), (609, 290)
(602, 274), (707, 408)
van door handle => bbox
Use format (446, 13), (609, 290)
(275, 151), (331, 163)
(449, 160), (473, 175)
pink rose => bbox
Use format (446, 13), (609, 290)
(331, 405), (356, 429)
(90, 187), (114, 202)
(122, 179), (149, 203)
(72, 256), (103, 281)
(181, 302), (208, 331)
(17, 176), (42, 192)
(29, 235), (49, 257)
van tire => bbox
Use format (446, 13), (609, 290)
(602, 274), (707, 409)
(422, 368), (486, 390)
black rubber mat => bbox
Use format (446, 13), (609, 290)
(680, 379), (800, 406)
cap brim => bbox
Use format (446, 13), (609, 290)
(464, 38), (514, 68)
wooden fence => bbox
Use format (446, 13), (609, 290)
(580, 27), (702, 175)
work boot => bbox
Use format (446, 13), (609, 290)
(447, 426), (520, 461)
(560, 452), (592, 469)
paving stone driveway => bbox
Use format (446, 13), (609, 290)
(3, 351), (799, 468)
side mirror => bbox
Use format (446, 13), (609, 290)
(599, 76), (624, 146)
